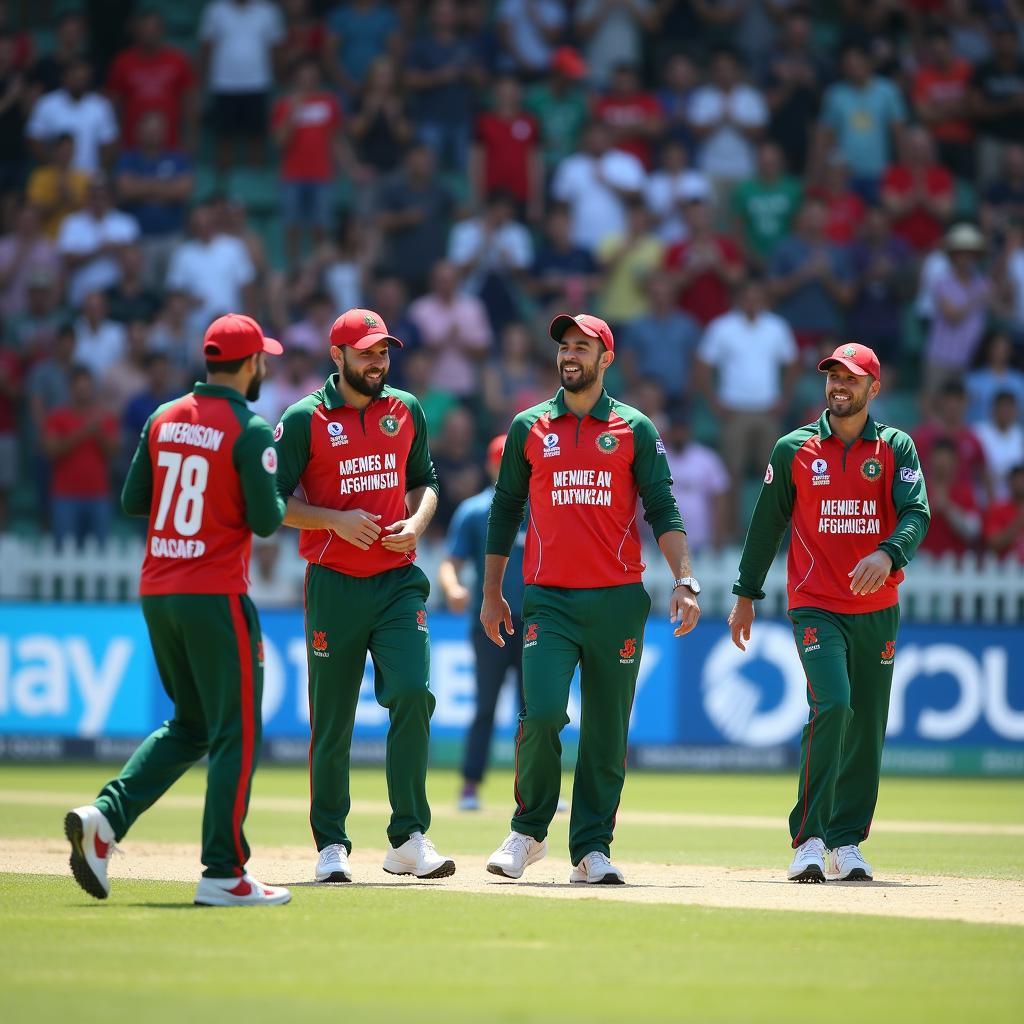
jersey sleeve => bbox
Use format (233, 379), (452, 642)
(486, 413), (532, 557)
(121, 416), (154, 517)
(733, 436), (798, 600)
(878, 430), (931, 570)
(234, 415), (287, 538)
(273, 400), (313, 499)
(630, 412), (685, 539)
(403, 395), (439, 494)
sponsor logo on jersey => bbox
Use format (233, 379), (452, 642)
(619, 636), (637, 663)
(764, 463), (774, 484)
(900, 467), (920, 484)
(802, 626), (820, 652)
(881, 639), (896, 665)
(327, 420), (349, 447)
(261, 446), (277, 473)
(311, 630), (329, 658)
(524, 622), (539, 647)
(416, 609), (428, 633)
(811, 457), (830, 487)
(542, 432), (560, 458)
(861, 456), (883, 482)
(273, 422), (284, 442)
(596, 431), (619, 454)
(256, 641), (265, 665)
(379, 413), (400, 437)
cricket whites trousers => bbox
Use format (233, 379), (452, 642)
(512, 582), (651, 864)
(788, 604), (901, 849)
(304, 562), (435, 851)
(94, 593), (263, 878)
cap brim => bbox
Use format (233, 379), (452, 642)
(549, 314), (601, 344)
(262, 336), (283, 356)
(347, 332), (404, 350)
(818, 357), (869, 376)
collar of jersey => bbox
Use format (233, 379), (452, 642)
(549, 387), (612, 422)
(817, 409), (879, 443)
(321, 373), (390, 411)
(194, 381), (246, 404)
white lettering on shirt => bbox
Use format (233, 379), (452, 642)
(157, 421), (225, 451)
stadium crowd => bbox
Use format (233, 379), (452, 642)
(1, 0), (1023, 584)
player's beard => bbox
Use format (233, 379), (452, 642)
(559, 352), (601, 393)
(827, 387), (869, 418)
(245, 364), (266, 401)
(342, 352), (388, 398)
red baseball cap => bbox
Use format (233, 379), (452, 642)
(818, 342), (881, 383)
(330, 308), (404, 350)
(549, 313), (615, 354)
(551, 46), (587, 80)
(486, 434), (507, 469)
(203, 313), (282, 361)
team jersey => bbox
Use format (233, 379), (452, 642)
(274, 376), (438, 578)
(122, 382), (286, 596)
(734, 411), (931, 614)
(486, 388), (684, 589)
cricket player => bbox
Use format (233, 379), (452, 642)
(728, 343), (930, 883)
(65, 314), (291, 907)
(274, 308), (454, 882)
(482, 313), (701, 884)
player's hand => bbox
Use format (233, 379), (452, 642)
(480, 591), (514, 647)
(380, 518), (421, 552)
(728, 597), (755, 651)
(330, 509), (382, 550)
(670, 586), (701, 637)
(445, 582), (471, 614)
(848, 549), (893, 595)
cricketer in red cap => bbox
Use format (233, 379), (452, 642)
(203, 313), (283, 361)
(818, 342), (881, 382)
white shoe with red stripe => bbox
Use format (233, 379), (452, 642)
(194, 874), (291, 906)
(65, 805), (117, 899)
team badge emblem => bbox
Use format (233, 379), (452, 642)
(261, 447), (277, 473)
(843, 345), (857, 357)
(256, 641), (264, 664)
(416, 609), (428, 632)
(273, 422), (283, 441)
(524, 623), (539, 647)
(860, 456), (883, 482)
(379, 414), (400, 436)
(802, 627), (818, 647)
(363, 314), (379, 328)
(618, 637), (636, 663)
(880, 640), (896, 663)
(311, 631), (329, 658)
(764, 463), (774, 484)
(596, 431), (619, 454)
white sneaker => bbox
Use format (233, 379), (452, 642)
(486, 831), (547, 879)
(382, 831), (456, 879)
(315, 843), (352, 883)
(458, 788), (481, 812)
(194, 874), (291, 907)
(570, 851), (625, 885)
(787, 837), (827, 883)
(64, 805), (116, 899)
(828, 844), (873, 881)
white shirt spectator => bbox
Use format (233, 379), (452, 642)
(1006, 247), (1024, 334)
(200, 0), (285, 93)
(975, 419), (1024, 501)
(665, 441), (730, 553)
(58, 209), (140, 307)
(552, 149), (647, 253)
(166, 234), (256, 333)
(688, 84), (768, 181)
(698, 310), (798, 411)
(74, 316), (126, 379)
(448, 217), (534, 295)
(574, 0), (654, 88)
(497, 0), (567, 74)
(26, 90), (118, 174)
(645, 170), (711, 244)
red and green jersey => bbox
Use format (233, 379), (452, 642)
(274, 376), (438, 578)
(734, 411), (931, 614)
(122, 382), (286, 596)
(486, 388), (684, 589)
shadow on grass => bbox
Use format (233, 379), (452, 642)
(736, 879), (940, 888)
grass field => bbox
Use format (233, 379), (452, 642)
(1, 764), (1022, 1023)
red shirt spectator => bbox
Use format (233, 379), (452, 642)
(881, 162), (954, 252)
(919, 441), (981, 556)
(271, 76), (343, 182)
(913, 421), (986, 494)
(984, 499), (1024, 563)
(592, 67), (663, 170)
(912, 34), (973, 146)
(0, 348), (21, 433)
(44, 405), (118, 498)
(472, 76), (541, 210)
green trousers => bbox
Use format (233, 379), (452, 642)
(305, 562), (434, 851)
(788, 604), (900, 850)
(95, 593), (263, 879)
(512, 583), (651, 865)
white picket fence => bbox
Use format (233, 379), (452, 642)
(1, 534), (1021, 622)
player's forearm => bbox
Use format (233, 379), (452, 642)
(283, 494), (339, 532)
(481, 553), (509, 596)
(657, 529), (692, 580)
(438, 557), (463, 597)
(485, 486), (527, 556)
(405, 485), (438, 533)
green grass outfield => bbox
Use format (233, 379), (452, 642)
(1, 764), (1022, 1023)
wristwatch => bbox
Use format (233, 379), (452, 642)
(672, 576), (701, 595)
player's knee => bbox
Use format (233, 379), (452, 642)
(522, 704), (570, 732)
(815, 694), (853, 719)
(387, 682), (435, 715)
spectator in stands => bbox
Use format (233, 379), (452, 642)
(967, 329), (1024, 425)
(980, 144), (1024, 238)
(26, 58), (118, 174)
(271, 59), (346, 269)
(42, 365), (118, 548)
(656, 52), (698, 150)
(0, 340), (20, 530)
(278, 0), (332, 79)
(348, 54), (413, 193)
(148, 289), (194, 375)
(406, 0), (483, 174)
(432, 403), (486, 528)
(26, 323), (75, 435)
(551, 121), (647, 254)
(731, 140), (803, 267)
(813, 151), (867, 246)
(662, 411), (730, 554)
(763, 5), (827, 178)
(687, 45), (768, 187)
(769, 195), (854, 349)
(592, 62), (663, 171)
(121, 350), (180, 446)
(408, 260), (492, 399)
(696, 275), (798, 531)
(976, 391), (1024, 501)
(471, 74), (542, 218)
(919, 437), (982, 558)
(448, 190), (533, 334)
(26, 132), (88, 239)
(911, 25), (975, 183)
(528, 202), (601, 316)
(368, 274), (422, 357)
(495, 0), (567, 80)
(596, 199), (662, 329)
(983, 463), (1024, 563)
(106, 9), (197, 152)
(102, 317), (152, 413)
(913, 379), (990, 499)
(376, 142), (455, 295)
(252, 344), (322, 427)
(0, 29), (30, 223)
(74, 290), (125, 379)
(526, 46), (589, 174)
(0, 204), (59, 319)
(28, 10), (86, 96)
(282, 289), (334, 356)
(998, 220), (1024, 342)
(482, 321), (545, 431)
(325, 0), (399, 97)
(815, 41), (907, 200)
(6, 268), (61, 359)
(199, 0), (285, 171)
(248, 534), (302, 606)
(620, 270), (701, 405)
(970, 20), (1024, 185)
(664, 192), (744, 327)
(165, 202), (256, 335)
(881, 126), (955, 255)
(58, 177), (140, 309)
(574, 0), (656, 90)
(644, 139), (710, 247)
(401, 346), (458, 437)
(105, 245), (160, 325)
(115, 110), (194, 285)
(924, 222), (992, 394)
